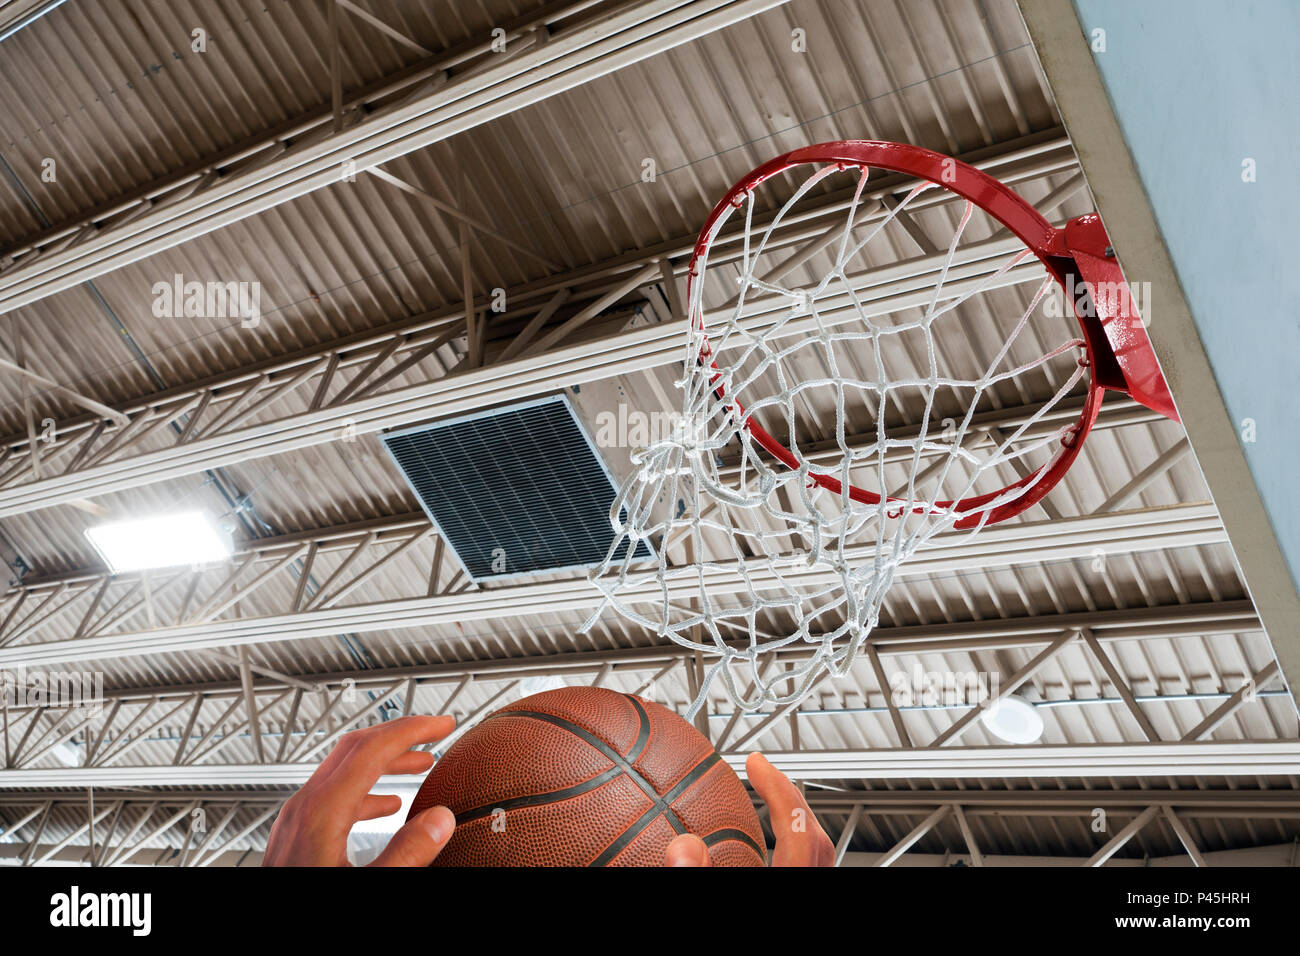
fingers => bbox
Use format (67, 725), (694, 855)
(815, 833), (835, 867)
(317, 715), (455, 781)
(748, 752), (835, 867)
(746, 752), (807, 836)
(307, 716), (455, 820)
(357, 750), (436, 820)
(666, 833), (711, 867)
(369, 806), (455, 867)
(385, 749), (437, 775)
(357, 793), (404, 821)
(263, 716), (454, 867)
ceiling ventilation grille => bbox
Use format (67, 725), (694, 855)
(381, 395), (651, 582)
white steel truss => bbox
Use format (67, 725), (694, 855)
(0, 601), (1276, 786)
(0, 0), (791, 314)
(3, 742), (1297, 789)
(0, 502), (1229, 670)
(3, 787), (1297, 867)
(0, 794), (277, 867)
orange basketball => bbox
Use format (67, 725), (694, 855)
(407, 686), (767, 866)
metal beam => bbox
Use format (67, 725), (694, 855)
(836, 844), (1296, 866)
(1182, 660), (1281, 741)
(5, 786), (1293, 811)
(867, 644), (913, 748)
(367, 165), (559, 270)
(952, 805), (983, 866)
(0, 1), (596, 266)
(6, 740), (1298, 787)
(0, 353), (128, 426)
(1085, 804), (1160, 867)
(0, 0), (63, 40)
(874, 805), (951, 867)
(3, 790), (1296, 867)
(0, 504), (1230, 670)
(800, 788), (1300, 810)
(1079, 626), (1162, 741)
(336, 0), (434, 56)
(1161, 805), (1207, 867)
(1094, 438), (1193, 514)
(0, 600), (1260, 718)
(738, 742), (1300, 782)
(237, 647), (265, 764)
(0, 0), (789, 314)
(832, 804), (862, 866)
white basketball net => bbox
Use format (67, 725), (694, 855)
(584, 160), (1088, 718)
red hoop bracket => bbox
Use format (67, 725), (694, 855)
(1064, 214), (1179, 423)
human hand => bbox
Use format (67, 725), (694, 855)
(665, 752), (834, 867)
(263, 714), (456, 867)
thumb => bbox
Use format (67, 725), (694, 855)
(666, 833), (711, 867)
(369, 806), (455, 867)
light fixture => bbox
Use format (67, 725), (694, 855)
(979, 694), (1044, 745)
(85, 511), (232, 574)
(51, 740), (82, 767)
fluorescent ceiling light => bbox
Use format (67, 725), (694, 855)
(979, 695), (1045, 745)
(86, 511), (232, 573)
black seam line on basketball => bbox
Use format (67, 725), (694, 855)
(701, 828), (768, 859)
(504, 710), (685, 831)
(448, 765), (625, 826)
(587, 751), (727, 867)
(589, 800), (671, 867)
(623, 695), (652, 763)
(660, 751), (722, 807)
(587, 754), (733, 868)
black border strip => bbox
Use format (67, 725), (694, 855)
(499, 707), (685, 830)
(701, 827), (768, 860)
(451, 765), (624, 825)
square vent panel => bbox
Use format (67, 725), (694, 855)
(381, 395), (652, 583)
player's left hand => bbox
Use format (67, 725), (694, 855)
(665, 752), (835, 867)
(263, 714), (456, 867)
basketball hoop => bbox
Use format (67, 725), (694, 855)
(583, 141), (1179, 718)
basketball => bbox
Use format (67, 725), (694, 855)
(406, 686), (767, 866)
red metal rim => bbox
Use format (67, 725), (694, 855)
(686, 140), (1105, 529)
